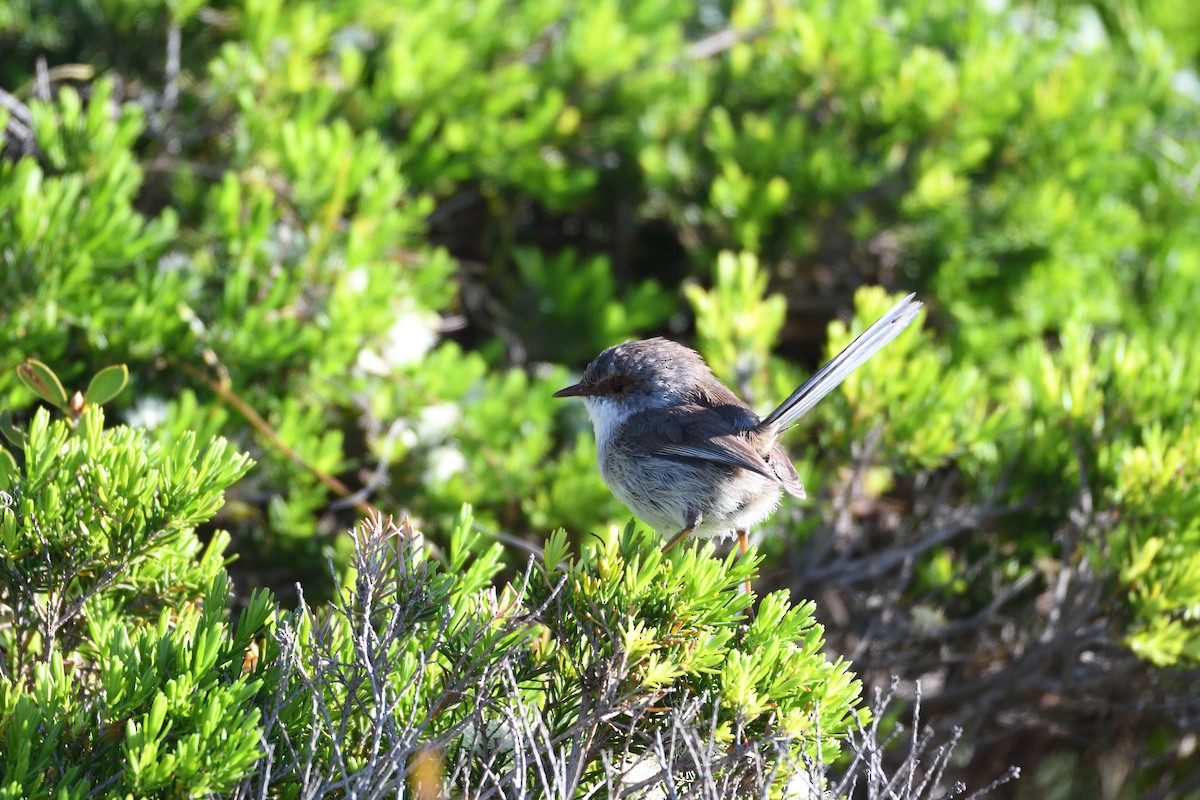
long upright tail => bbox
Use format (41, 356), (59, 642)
(760, 293), (923, 432)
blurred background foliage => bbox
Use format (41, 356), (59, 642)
(1, 0), (1198, 795)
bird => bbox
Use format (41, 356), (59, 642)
(553, 293), (922, 556)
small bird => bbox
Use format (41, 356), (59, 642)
(554, 294), (922, 555)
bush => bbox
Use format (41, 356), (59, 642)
(0, 406), (266, 797)
(0, 406), (917, 797)
(2, 0), (1199, 795)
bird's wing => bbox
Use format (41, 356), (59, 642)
(631, 404), (784, 486)
(764, 444), (806, 498)
(654, 440), (778, 482)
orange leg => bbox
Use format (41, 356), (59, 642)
(662, 527), (695, 552)
(737, 529), (752, 594)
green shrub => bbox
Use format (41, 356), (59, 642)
(2, 0), (1199, 794)
(0, 405), (267, 797)
(0, 404), (876, 796)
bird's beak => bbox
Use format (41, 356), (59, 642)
(553, 382), (593, 398)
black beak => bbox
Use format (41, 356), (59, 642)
(553, 382), (593, 398)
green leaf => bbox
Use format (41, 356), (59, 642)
(16, 359), (69, 408)
(0, 447), (16, 486)
(0, 410), (23, 448)
(542, 527), (570, 575)
(85, 364), (130, 406)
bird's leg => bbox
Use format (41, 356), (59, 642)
(737, 529), (752, 594)
(663, 509), (703, 552)
(662, 527), (695, 552)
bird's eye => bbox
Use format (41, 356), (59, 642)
(611, 380), (626, 393)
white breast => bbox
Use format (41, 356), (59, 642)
(583, 397), (626, 459)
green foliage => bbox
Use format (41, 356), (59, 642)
(9, 360), (130, 439)
(1, 407), (251, 644)
(0, 580), (274, 799)
(687, 250), (791, 408)
(3, 0), (1200, 793)
(1104, 424), (1200, 665)
(252, 512), (863, 795)
(14, 359), (67, 409)
(0, 402), (866, 794)
(84, 364), (129, 406)
(507, 247), (674, 364)
(532, 525), (864, 760)
(91, 577), (271, 797)
(0, 407), (269, 797)
(0, 82), (178, 386)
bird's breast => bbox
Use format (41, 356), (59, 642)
(583, 397), (630, 456)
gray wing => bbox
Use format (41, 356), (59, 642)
(630, 404), (804, 495)
(764, 443), (806, 498)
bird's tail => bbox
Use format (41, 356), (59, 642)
(760, 293), (923, 432)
